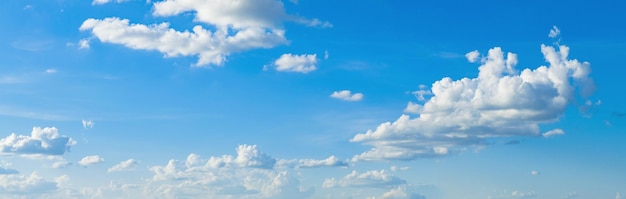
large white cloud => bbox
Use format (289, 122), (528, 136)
(277, 155), (349, 169)
(80, 18), (287, 66)
(81, 0), (330, 67)
(322, 169), (406, 188)
(0, 127), (76, 156)
(351, 44), (595, 161)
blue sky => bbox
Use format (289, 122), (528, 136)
(1, 0), (625, 198)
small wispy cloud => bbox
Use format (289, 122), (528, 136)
(82, 120), (95, 129)
(78, 155), (104, 167)
(330, 90), (363, 101)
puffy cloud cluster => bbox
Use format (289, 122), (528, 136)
(0, 172), (59, 194)
(0, 127), (76, 156)
(351, 44), (594, 161)
(331, 90), (364, 101)
(146, 144), (346, 198)
(322, 170), (406, 188)
(81, 0), (330, 66)
(272, 53), (318, 73)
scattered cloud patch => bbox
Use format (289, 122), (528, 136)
(381, 185), (426, 199)
(108, 159), (139, 172)
(45, 69), (57, 74)
(331, 90), (364, 101)
(146, 145), (314, 198)
(549, 26), (561, 38)
(465, 50), (481, 63)
(322, 169), (406, 188)
(92, 0), (129, 5)
(542, 129), (564, 138)
(390, 166), (410, 172)
(82, 120), (95, 129)
(272, 53), (318, 73)
(51, 160), (71, 169)
(512, 190), (536, 198)
(0, 127), (76, 156)
(0, 172), (58, 194)
(351, 43), (594, 161)
(530, 170), (540, 175)
(278, 156), (349, 169)
(79, 155), (104, 167)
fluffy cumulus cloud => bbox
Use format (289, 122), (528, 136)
(272, 53), (318, 73)
(322, 169), (406, 188)
(108, 159), (139, 173)
(0, 172), (58, 194)
(81, 0), (330, 67)
(380, 185), (426, 199)
(351, 44), (594, 161)
(146, 145), (317, 198)
(0, 127), (76, 156)
(331, 90), (364, 101)
(79, 155), (104, 167)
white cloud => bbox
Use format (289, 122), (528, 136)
(146, 145), (314, 198)
(108, 159), (139, 173)
(324, 50), (329, 60)
(511, 190), (536, 198)
(79, 155), (104, 167)
(78, 38), (91, 49)
(389, 166), (409, 172)
(204, 144), (276, 169)
(403, 102), (422, 114)
(530, 170), (540, 175)
(92, 0), (128, 5)
(542, 129), (564, 138)
(273, 53), (318, 73)
(45, 69), (57, 74)
(331, 90), (364, 101)
(82, 0), (330, 67)
(381, 185), (426, 199)
(549, 26), (561, 38)
(82, 120), (95, 129)
(465, 50), (481, 63)
(0, 172), (58, 194)
(0, 127), (76, 156)
(351, 44), (594, 161)
(277, 156), (349, 169)
(322, 170), (406, 188)
(51, 160), (71, 169)
(617, 192), (621, 199)
(80, 17), (288, 66)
